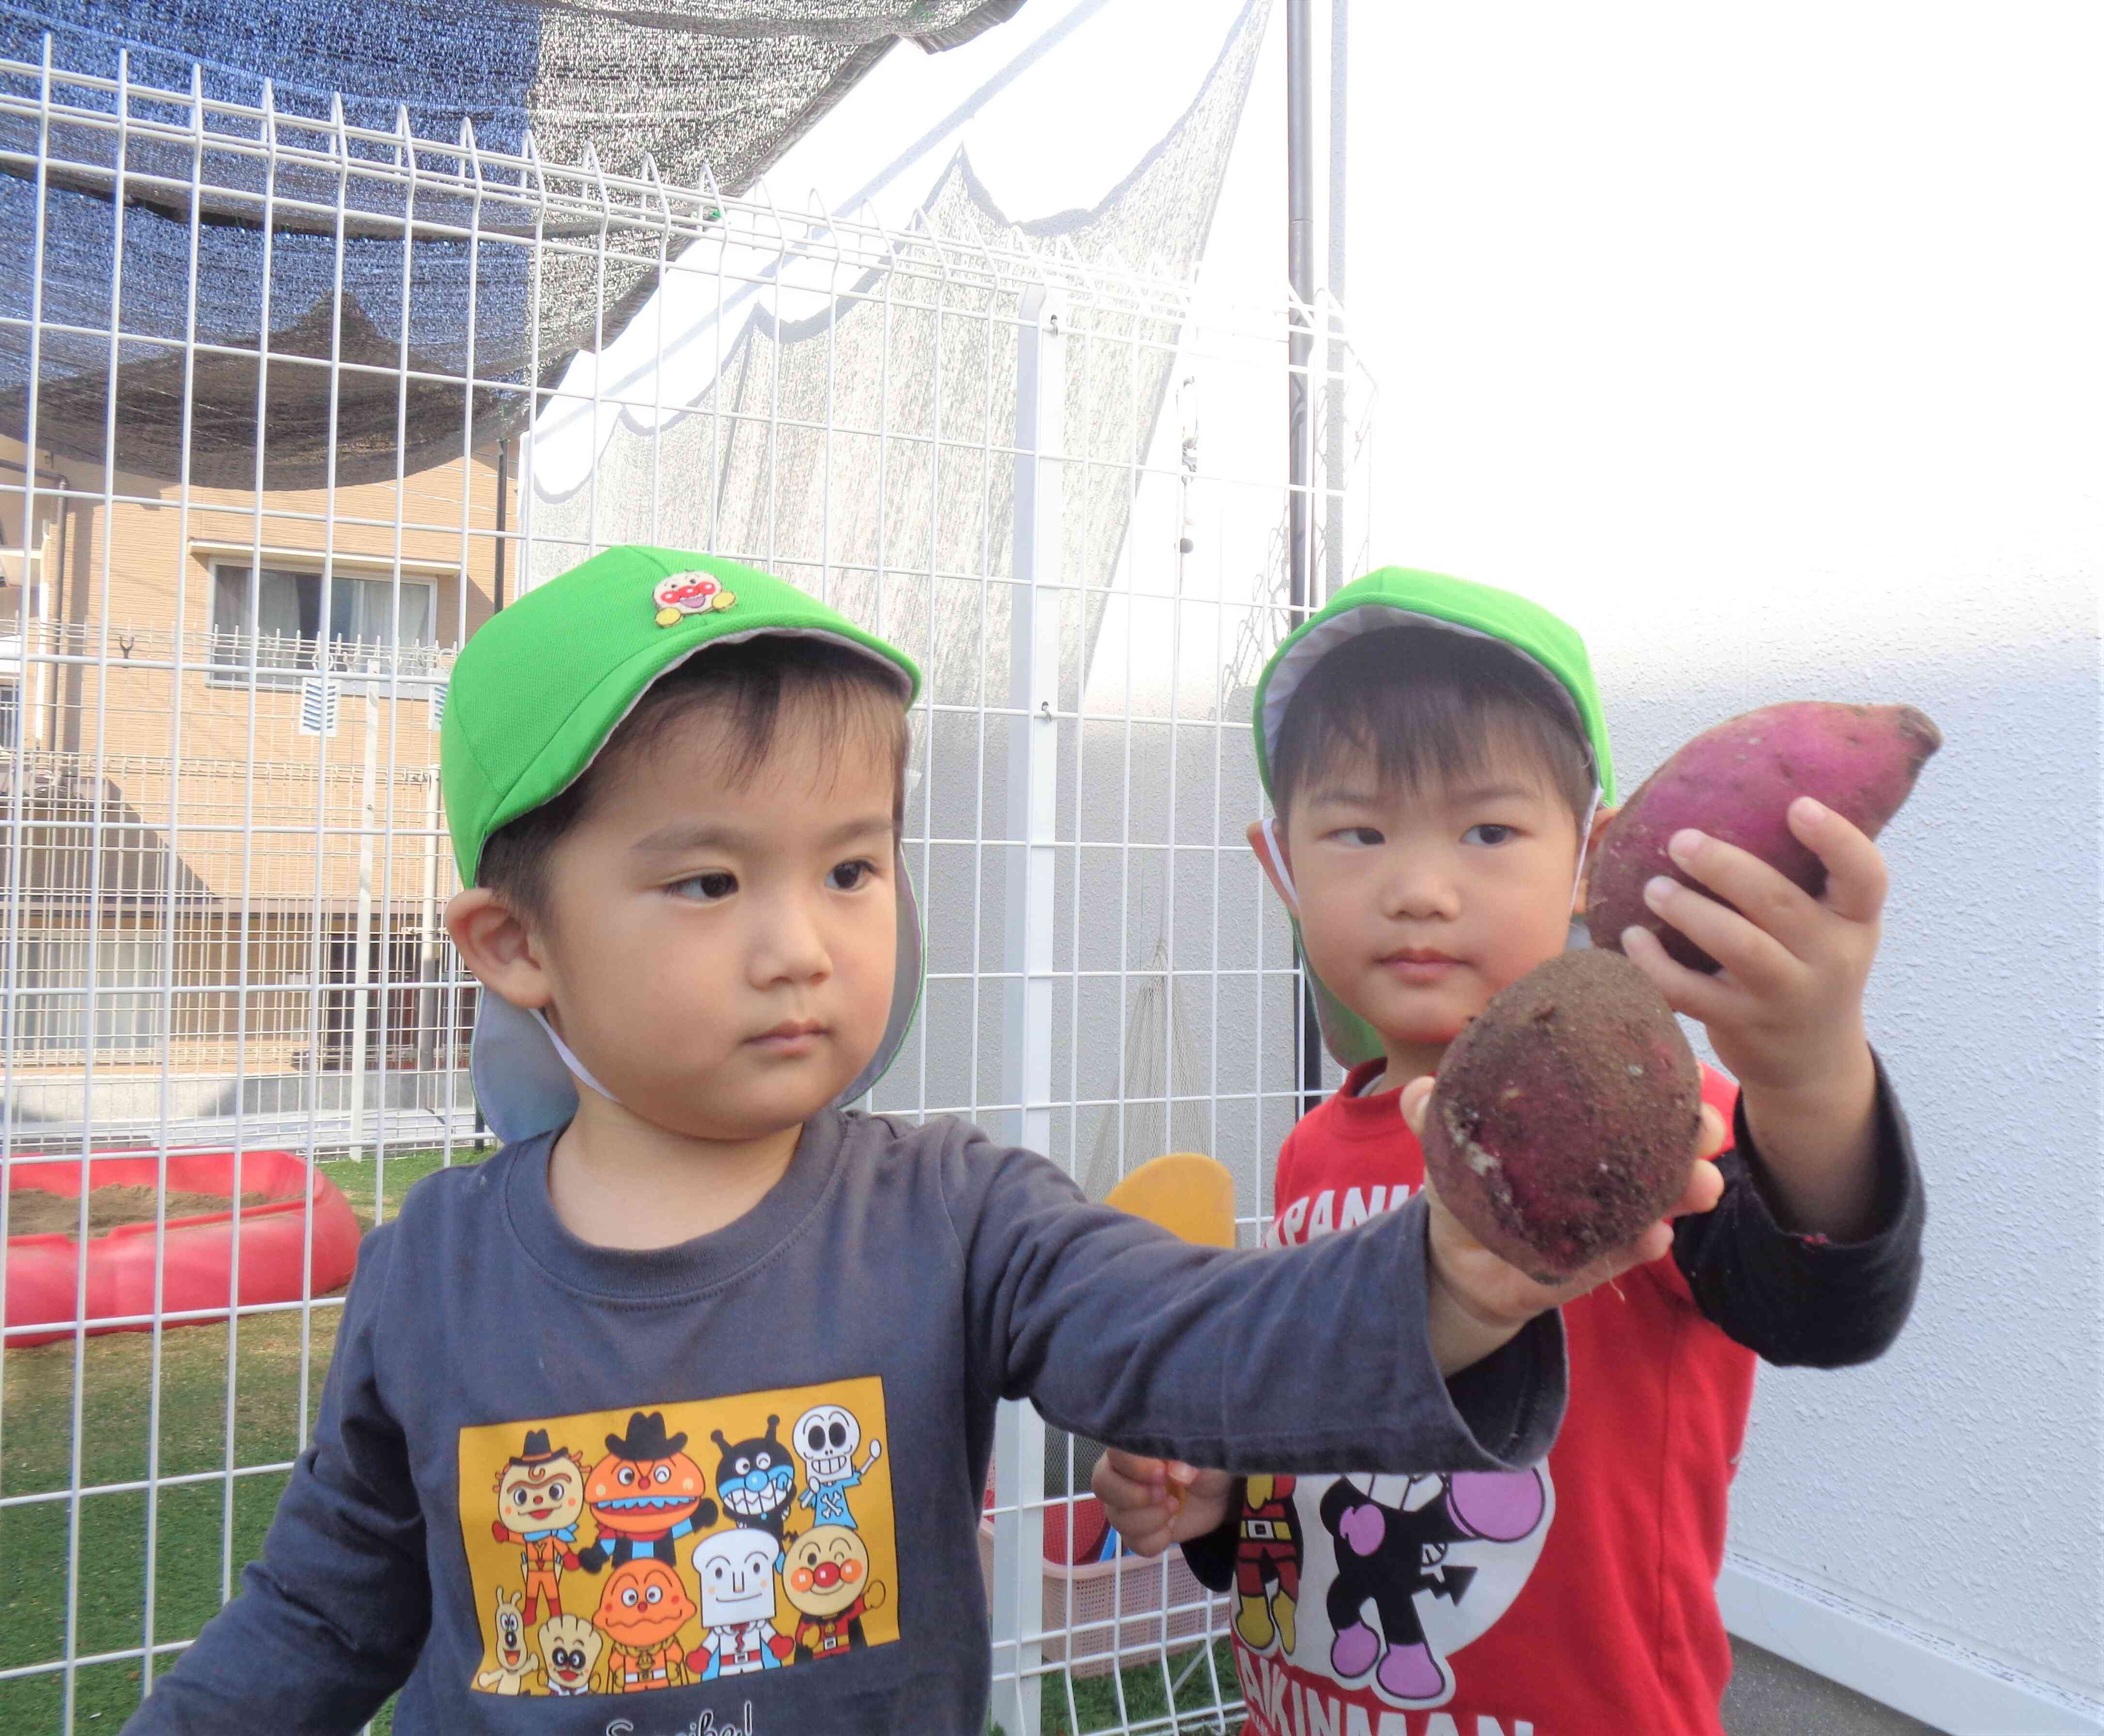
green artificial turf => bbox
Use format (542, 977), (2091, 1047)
(1041, 1639), (1240, 1735)
(0, 1147), (471, 1732)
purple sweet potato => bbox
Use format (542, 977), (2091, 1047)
(1422, 950), (1700, 1284)
(1587, 702), (1941, 972)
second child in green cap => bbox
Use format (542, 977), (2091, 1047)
(1093, 568), (1926, 1736)
(125, 549), (1723, 1736)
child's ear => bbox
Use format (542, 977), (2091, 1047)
(1245, 819), (1299, 916)
(446, 887), (555, 1010)
(1571, 803), (1618, 916)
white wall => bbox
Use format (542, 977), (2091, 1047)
(1333, 0), (2102, 1722)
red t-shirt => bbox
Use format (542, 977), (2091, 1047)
(1228, 1059), (1749, 1736)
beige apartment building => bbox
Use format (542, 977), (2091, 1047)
(0, 434), (508, 1135)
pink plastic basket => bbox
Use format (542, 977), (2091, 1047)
(978, 1515), (1230, 1680)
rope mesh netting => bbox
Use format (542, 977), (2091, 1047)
(530, 0), (1272, 724)
(0, 0), (1028, 487)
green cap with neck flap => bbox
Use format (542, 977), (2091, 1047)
(441, 545), (923, 1142)
(1251, 566), (1613, 1070)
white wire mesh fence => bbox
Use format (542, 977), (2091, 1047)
(0, 44), (1371, 1735)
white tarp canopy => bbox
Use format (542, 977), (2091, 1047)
(522, 0), (1308, 722)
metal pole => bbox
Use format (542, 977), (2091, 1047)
(473, 440), (508, 1143)
(1287, 0), (1325, 1113)
(990, 283), (1063, 1736)
(1326, 0), (1350, 599)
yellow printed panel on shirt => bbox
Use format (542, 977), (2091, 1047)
(455, 1377), (897, 1697)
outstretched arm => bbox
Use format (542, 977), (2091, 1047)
(948, 1134), (1566, 1477)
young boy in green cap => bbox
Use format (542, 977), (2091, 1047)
(123, 548), (1724, 1736)
(1092, 568), (1926, 1736)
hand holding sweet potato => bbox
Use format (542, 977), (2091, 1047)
(1402, 1074), (1728, 1373)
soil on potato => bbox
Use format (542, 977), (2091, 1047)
(6, 1185), (298, 1240)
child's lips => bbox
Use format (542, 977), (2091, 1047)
(1379, 950), (1463, 984)
(749, 1019), (826, 1055)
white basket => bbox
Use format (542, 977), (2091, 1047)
(978, 1517), (1231, 1680)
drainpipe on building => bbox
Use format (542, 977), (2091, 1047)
(493, 437), (509, 614)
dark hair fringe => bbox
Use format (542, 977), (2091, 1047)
(478, 635), (911, 922)
(1270, 626), (1595, 825)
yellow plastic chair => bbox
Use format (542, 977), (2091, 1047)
(1101, 1151), (1236, 1249)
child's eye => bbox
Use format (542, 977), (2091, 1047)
(1464, 823), (1517, 846)
(1329, 826), (1383, 847)
(669, 870), (737, 901)
(827, 858), (878, 891)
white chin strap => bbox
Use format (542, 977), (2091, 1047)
(1260, 815), (1299, 910)
(532, 1009), (620, 1106)
(1262, 789), (1602, 916)
(1571, 787), (1602, 910)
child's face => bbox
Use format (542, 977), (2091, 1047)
(1281, 744), (1586, 1054)
(529, 712), (899, 1141)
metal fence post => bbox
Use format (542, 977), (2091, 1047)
(990, 282), (1064, 1736)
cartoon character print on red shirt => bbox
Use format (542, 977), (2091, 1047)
(1314, 1469), (1548, 1706)
(1243, 1124), (1556, 1719)
(1232, 1475), (1303, 1655)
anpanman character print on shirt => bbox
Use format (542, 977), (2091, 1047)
(457, 1378), (895, 1698)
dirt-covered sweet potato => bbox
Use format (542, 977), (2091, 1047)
(1422, 950), (1700, 1284)
(1587, 701), (1941, 972)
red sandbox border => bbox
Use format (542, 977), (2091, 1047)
(4, 1150), (361, 1348)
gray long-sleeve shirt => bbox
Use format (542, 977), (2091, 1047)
(122, 1108), (1564, 1735)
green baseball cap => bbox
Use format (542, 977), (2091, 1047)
(1252, 566), (1613, 1069)
(442, 544), (924, 1142)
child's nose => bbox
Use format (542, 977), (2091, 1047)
(750, 891), (832, 984)
(1382, 858), (1462, 919)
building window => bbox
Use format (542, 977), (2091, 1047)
(209, 564), (439, 689)
(8, 930), (164, 1058)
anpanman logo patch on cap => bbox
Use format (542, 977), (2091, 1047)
(652, 570), (738, 626)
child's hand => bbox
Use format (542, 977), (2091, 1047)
(1090, 1449), (1236, 1558)
(1400, 1078), (1728, 1374)
(1614, 796), (1885, 1235)
(1616, 797), (1882, 1098)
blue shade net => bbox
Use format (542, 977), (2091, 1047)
(0, 0), (1028, 487)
